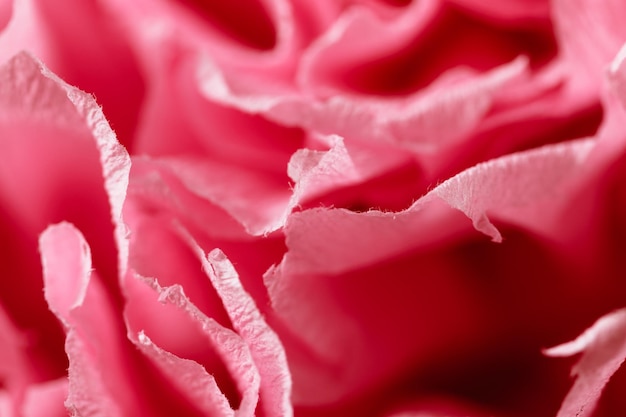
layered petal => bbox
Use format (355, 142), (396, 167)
(0, 50), (130, 411)
(40, 223), (136, 416)
(0, 0), (145, 146)
(121, 218), (292, 416)
(546, 309), (626, 417)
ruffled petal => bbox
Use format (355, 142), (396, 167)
(0, 51), (131, 407)
(132, 330), (234, 417)
(124, 269), (262, 416)
(545, 309), (626, 417)
(40, 223), (130, 416)
(202, 248), (293, 417)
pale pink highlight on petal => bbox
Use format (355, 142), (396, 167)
(198, 54), (527, 156)
(126, 158), (250, 240)
(0, 51), (131, 274)
(130, 134), (408, 236)
(384, 56), (529, 153)
(269, 137), (596, 282)
(44, 67), (132, 276)
(40, 223), (123, 417)
(287, 135), (360, 203)
(125, 275), (261, 416)
(545, 309), (626, 417)
(203, 248), (293, 417)
(151, 156), (289, 235)
(608, 43), (626, 111)
(132, 329), (234, 417)
(265, 202), (462, 279)
(431, 138), (596, 242)
(41, 224), (91, 324)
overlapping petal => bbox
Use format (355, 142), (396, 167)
(545, 309), (626, 417)
(0, 0), (625, 415)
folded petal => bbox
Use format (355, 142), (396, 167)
(271, 137), (596, 288)
(430, 138), (595, 242)
(198, 53), (527, 152)
(0, 51), (131, 404)
(144, 156), (290, 235)
(265, 137), (607, 407)
(40, 223), (129, 416)
(545, 309), (626, 417)
(133, 330), (234, 417)
(124, 273), (261, 416)
(202, 248), (293, 417)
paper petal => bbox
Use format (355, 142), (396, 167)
(47, 63), (132, 276)
(133, 330), (234, 417)
(287, 135), (360, 203)
(264, 137), (603, 405)
(270, 137), (596, 283)
(0, 51), (131, 274)
(146, 156), (290, 235)
(430, 138), (595, 242)
(124, 274), (261, 417)
(288, 134), (421, 211)
(203, 248), (293, 417)
(40, 223), (92, 326)
(126, 159), (250, 240)
(198, 53), (527, 153)
(40, 223), (125, 416)
(129, 134), (411, 236)
(545, 309), (626, 417)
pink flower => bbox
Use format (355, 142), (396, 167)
(2, 0), (626, 416)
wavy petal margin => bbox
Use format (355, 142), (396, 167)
(0, 51), (131, 273)
(201, 247), (293, 417)
(130, 223), (293, 416)
(40, 223), (125, 416)
(267, 137), (595, 284)
(545, 309), (626, 417)
(123, 232), (293, 417)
